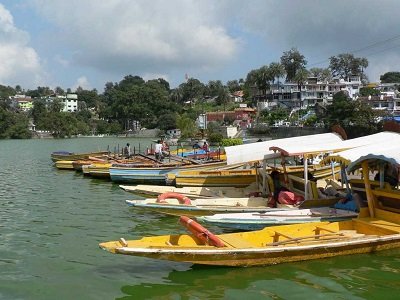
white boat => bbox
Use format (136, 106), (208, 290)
(197, 208), (358, 231)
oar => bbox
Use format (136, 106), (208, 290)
(265, 232), (345, 246)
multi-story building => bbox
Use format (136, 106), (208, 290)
(45, 93), (78, 112)
(9, 95), (33, 112)
(256, 75), (362, 110)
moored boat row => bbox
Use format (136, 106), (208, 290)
(52, 131), (400, 267)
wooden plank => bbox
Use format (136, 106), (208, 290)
(266, 232), (345, 246)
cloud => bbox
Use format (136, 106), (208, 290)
(225, 0), (400, 79)
(73, 76), (91, 90)
(0, 4), (45, 88)
(32, 0), (240, 79)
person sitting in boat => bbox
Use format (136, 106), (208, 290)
(333, 192), (362, 212)
(374, 163), (398, 188)
(193, 142), (201, 150)
(155, 140), (163, 161)
(269, 170), (289, 207)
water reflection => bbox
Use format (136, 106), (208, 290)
(114, 250), (400, 300)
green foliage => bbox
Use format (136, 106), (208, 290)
(0, 107), (31, 139)
(309, 67), (332, 82)
(261, 107), (290, 125)
(322, 91), (385, 137)
(303, 115), (317, 126)
(380, 72), (400, 83)
(280, 48), (307, 82)
(0, 85), (16, 99)
(329, 53), (368, 80)
(208, 132), (223, 144)
(359, 87), (380, 96)
(176, 113), (197, 138)
(220, 138), (243, 146)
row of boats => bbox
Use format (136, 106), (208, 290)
(52, 131), (400, 267)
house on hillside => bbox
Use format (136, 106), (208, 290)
(254, 75), (362, 110)
(205, 107), (256, 129)
(9, 95), (33, 112)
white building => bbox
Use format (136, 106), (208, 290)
(261, 75), (362, 110)
(61, 94), (78, 112)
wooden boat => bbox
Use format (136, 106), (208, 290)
(197, 208), (358, 231)
(119, 183), (260, 199)
(72, 158), (107, 171)
(125, 196), (282, 217)
(100, 214), (400, 266)
(50, 150), (109, 162)
(109, 160), (226, 184)
(55, 160), (75, 170)
(100, 142), (400, 267)
(168, 168), (257, 187)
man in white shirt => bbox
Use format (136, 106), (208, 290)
(155, 140), (163, 160)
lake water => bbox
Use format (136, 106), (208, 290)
(0, 137), (399, 300)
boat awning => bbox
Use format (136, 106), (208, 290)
(268, 131), (400, 160)
(224, 132), (343, 165)
(321, 132), (400, 167)
(346, 144), (400, 172)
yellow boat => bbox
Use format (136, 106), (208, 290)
(51, 150), (109, 162)
(55, 160), (75, 170)
(168, 168), (257, 187)
(87, 162), (113, 178)
(100, 142), (400, 267)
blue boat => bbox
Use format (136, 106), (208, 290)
(109, 161), (226, 184)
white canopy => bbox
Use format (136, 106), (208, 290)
(266, 132), (400, 159)
(321, 132), (400, 169)
(224, 132), (343, 165)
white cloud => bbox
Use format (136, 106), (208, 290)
(73, 76), (91, 90)
(32, 0), (240, 77)
(0, 4), (45, 88)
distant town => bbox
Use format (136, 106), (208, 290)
(1, 48), (399, 140)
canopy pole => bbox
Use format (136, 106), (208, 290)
(304, 154), (308, 200)
(379, 163), (384, 188)
(331, 161), (335, 181)
(361, 161), (375, 218)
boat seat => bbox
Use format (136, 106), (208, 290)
(353, 218), (400, 234)
(218, 235), (256, 248)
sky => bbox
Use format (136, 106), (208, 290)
(1, 0), (400, 93)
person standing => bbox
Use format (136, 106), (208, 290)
(202, 141), (209, 152)
(123, 143), (131, 158)
(155, 140), (163, 161)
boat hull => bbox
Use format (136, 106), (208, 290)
(110, 161), (226, 184)
(173, 169), (257, 187)
(197, 208), (358, 230)
(100, 217), (400, 267)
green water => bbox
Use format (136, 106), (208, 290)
(0, 138), (399, 300)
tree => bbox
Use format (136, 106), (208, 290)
(226, 80), (242, 93)
(280, 48), (307, 82)
(261, 107), (290, 125)
(179, 78), (205, 104)
(55, 86), (65, 95)
(309, 67), (332, 82)
(322, 91), (384, 137)
(359, 87), (380, 97)
(380, 72), (400, 83)
(329, 53), (368, 80)
(268, 62), (285, 85)
(76, 89), (99, 109)
(176, 113), (197, 138)
(294, 68), (309, 91)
